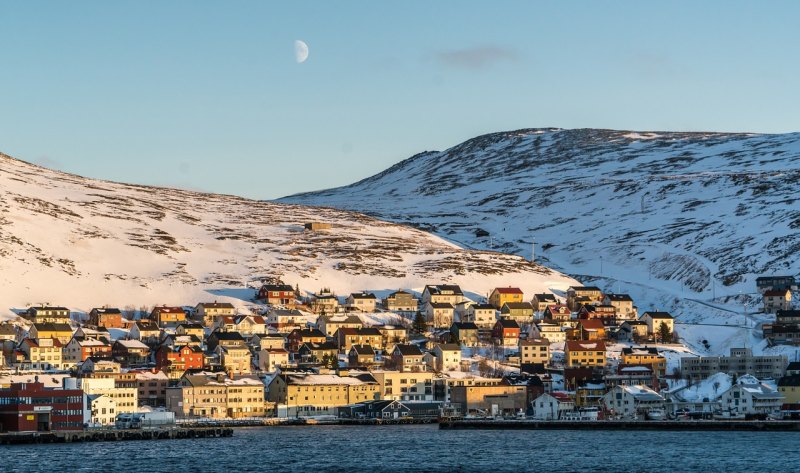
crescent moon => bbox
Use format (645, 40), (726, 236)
(294, 40), (309, 64)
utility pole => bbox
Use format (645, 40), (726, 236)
(531, 239), (535, 264)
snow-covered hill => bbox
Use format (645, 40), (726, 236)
(0, 152), (576, 319)
(281, 128), (800, 356)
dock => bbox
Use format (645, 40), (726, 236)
(439, 419), (800, 431)
(0, 427), (233, 445)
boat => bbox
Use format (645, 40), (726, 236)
(645, 409), (666, 421)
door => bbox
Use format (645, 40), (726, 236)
(37, 413), (50, 432)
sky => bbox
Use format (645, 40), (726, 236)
(1, 1), (799, 199)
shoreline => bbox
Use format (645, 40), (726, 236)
(439, 419), (800, 431)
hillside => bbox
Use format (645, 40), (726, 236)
(0, 152), (577, 319)
(282, 128), (800, 356)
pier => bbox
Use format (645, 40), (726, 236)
(0, 427), (233, 445)
(439, 419), (800, 431)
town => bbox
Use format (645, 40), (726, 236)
(1, 275), (798, 434)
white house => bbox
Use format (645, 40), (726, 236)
(719, 376), (784, 416)
(424, 302), (455, 329)
(464, 304), (497, 330)
(602, 385), (665, 419)
(531, 392), (574, 420)
(87, 394), (117, 426)
(431, 344), (462, 372)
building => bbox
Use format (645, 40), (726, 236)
(423, 302), (455, 329)
(129, 321), (161, 345)
(18, 338), (64, 370)
(566, 286), (604, 311)
(430, 344), (462, 372)
(0, 380), (84, 432)
(390, 344), (426, 372)
(568, 319), (607, 341)
(719, 376), (784, 416)
(149, 306), (187, 327)
(756, 276), (797, 294)
(369, 370), (435, 401)
(334, 327), (383, 353)
(257, 284), (296, 307)
(87, 394), (116, 426)
(207, 331), (247, 352)
(542, 304), (572, 323)
(79, 377), (138, 414)
(500, 302), (535, 325)
(464, 304), (497, 330)
(421, 285), (466, 307)
(764, 289), (792, 314)
(531, 323), (565, 343)
(577, 304), (617, 326)
(564, 340), (607, 368)
(265, 309), (306, 333)
(530, 392), (575, 420)
(489, 287), (524, 310)
(297, 342), (338, 364)
(532, 293), (558, 312)
(258, 348), (290, 372)
(89, 308), (124, 329)
(267, 372), (380, 416)
(195, 302), (236, 326)
(218, 345), (252, 375)
(310, 292), (339, 314)
(618, 321), (649, 342)
(777, 374), (800, 404)
(250, 333), (286, 351)
(621, 346), (667, 377)
(603, 294), (637, 320)
(450, 384), (527, 416)
(375, 325), (409, 353)
(29, 323), (73, 344)
(167, 372), (265, 419)
(132, 369), (170, 408)
(519, 338), (550, 365)
(602, 385), (665, 419)
(450, 322), (480, 347)
(337, 400), (442, 420)
(26, 307), (71, 324)
(640, 311), (675, 339)
(680, 348), (787, 381)
(63, 337), (112, 364)
(492, 319), (520, 347)
(346, 292), (377, 313)
(155, 345), (205, 378)
(348, 345), (376, 367)
(316, 314), (363, 338)
(383, 291), (418, 313)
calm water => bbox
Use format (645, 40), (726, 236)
(4, 425), (800, 472)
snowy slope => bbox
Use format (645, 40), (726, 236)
(0, 152), (576, 320)
(281, 128), (800, 356)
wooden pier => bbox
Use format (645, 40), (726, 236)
(439, 419), (800, 431)
(0, 427), (233, 445)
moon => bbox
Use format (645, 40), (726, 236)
(294, 40), (309, 64)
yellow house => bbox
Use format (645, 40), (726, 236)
(489, 287), (524, 310)
(18, 338), (64, 370)
(778, 375), (800, 404)
(621, 347), (667, 377)
(267, 372), (380, 416)
(29, 323), (73, 344)
(218, 345), (252, 375)
(565, 340), (607, 368)
(370, 370), (435, 401)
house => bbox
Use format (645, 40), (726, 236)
(217, 344), (252, 375)
(310, 291), (339, 314)
(112, 340), (150, 366)
(618, 321), (649, 342)
(502, 373), (547, 408)
(80, 357), (121, 374)
(63, 337), (112, 364)
(450, 322), (480, 347)
(492, 319), (520, 347)
(175, 323), (205, 339)
(430, 344), (462, 372)
(575, 382), (606, 408)
(602, 385), (665, 419)
(250, 333), (287, 351)
(17, 338), (64, 370)
(464, 304), (497, 330)
(162, 333), (203, 350)
(297, 341), (339, 364)
(454, 300), (475, 321)
(149, 306), (186, 327)
(337, 400), (442, 420)
(423, 302), (455, 329)
(195, 302), (236, 326)
(568, 319), (607, 341)
(346, 292), (377, 313)
(531, 322), (565, 343)
(73, 326), (110, 343)
(577, 304), (617, 326)
(519, 338), (550, 365)
(287, 328), (327, 353)
(756, 276), (797, 294)
(316, 314), (363, 338)
(764, 289), (792, 313)
(155, 345), (205, 378)
(450, 384), (527, 417)
(256, 284), (296, 307)
(489, 287), (524, 310)
(334, 327), (384, 353)
(369, 370), (435, 401)
(26, 306), (71, 324)
(564, 340), (607, 368)
(87, 394), (117, 426)
(267, 372), (380, 417)
(132, 369), (170, 407)
(167, 372), (266, 419)
(603, 294), (637, 320)
(390, 344), (426, 372)
(639, 312), (675, 340)
(29, 323), (73, 344)
(777, 374), (800, 404)
(0, 381), (84, 432)
(530, 392), (575, 420)
(680, 347), (787, 381)
(542, 304), (572, 323)
(719, 376), (784, 416)
(532, 293), (558, 312)
(621, 346), (667, 377)
(383, 290), (418, 313)
(78, 377), (138, 414)
(421, 285), (466, 306)
(375, 325), (409, 353)
(348, 345), (376, 367)
(605, 365), (657, 389)
(258, 348), (290, 372)
(500, 302), (535, 326)
(129, 321), (161, 345)
(265, 309), (306, 333)
(566, 286), (604, 311)
(89, 307), (124, 329)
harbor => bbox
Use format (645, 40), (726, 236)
(439, 419), (800, 431)
(0, 427), (233, 445)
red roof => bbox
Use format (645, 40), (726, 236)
(577, 319), (606, 330)
(494, 287), (523, 294)
(765, 289), (790, 297)
(551, 392), (573, 402)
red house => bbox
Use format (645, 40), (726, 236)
(492, 319), (521, 346)
(0, 381), (84, 432)
(155, 345), (204, 375)
(257, 284), (296, 307)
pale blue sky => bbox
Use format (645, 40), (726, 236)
(1, 1), (798, 199)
